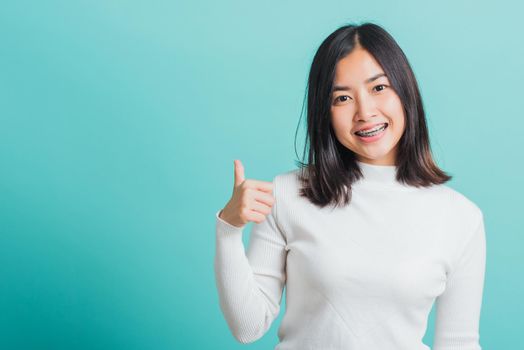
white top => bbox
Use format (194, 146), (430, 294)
(214, 160), (486, 350)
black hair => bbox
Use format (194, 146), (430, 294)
(294, 21), (452, 209)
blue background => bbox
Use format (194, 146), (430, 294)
(1, 0), (522, 349)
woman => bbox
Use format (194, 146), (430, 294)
(214, 22), (486, 350)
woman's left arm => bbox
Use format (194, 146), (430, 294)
(433, 213), (487, 350)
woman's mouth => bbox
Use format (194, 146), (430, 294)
(354, 123), (388, 142)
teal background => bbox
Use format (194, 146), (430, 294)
(1, 0), (522, 349)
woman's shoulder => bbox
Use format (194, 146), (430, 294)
(271, 169), (301, 196)
(432, 183), (484, 225)
(269, 169), (309, 213)
(273, 168), (301, 183)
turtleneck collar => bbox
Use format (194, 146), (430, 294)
(355, 160), (402, 187)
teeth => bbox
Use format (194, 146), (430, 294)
(356, 123), (387, 136)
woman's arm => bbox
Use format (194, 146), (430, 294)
(433, 213), (487, 350)
(214, 176), (288, 344)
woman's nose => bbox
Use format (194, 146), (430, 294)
(355, 94), (377, 122)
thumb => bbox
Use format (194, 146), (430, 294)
(233, 159), (245, 187)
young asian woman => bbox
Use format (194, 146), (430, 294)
(215, 22), (485, 350)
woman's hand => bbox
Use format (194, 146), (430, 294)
(219, 160), (275, 228)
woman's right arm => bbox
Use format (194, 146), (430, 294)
(214, 160), (288, 344)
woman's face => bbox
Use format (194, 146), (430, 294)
(330, 46), (406, 166)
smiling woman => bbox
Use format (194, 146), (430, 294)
(214, 22), (486, 350)
(330, 50), (406, 165)
(297, 23), (452, 208)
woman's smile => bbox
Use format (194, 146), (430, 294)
(354, 123), (388, 143)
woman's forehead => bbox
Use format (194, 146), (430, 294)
(334, 49), (386, 85)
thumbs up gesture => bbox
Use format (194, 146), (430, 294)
(219, 160), (275, 228)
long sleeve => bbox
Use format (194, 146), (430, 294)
(213, 183), (288, 343)
(433, 213), (487, 350)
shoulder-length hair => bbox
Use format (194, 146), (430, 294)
(294, 22), (452, 209)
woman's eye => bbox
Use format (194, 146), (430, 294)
(374, 84), (387, 92)
(335, 95), (351, 103)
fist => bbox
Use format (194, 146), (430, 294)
(219, 159), (275, 228)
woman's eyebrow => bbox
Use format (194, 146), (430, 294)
(333, 73), (387, 92)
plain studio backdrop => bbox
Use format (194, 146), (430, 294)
(1, 0), (522, 349)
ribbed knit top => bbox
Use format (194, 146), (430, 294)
(214, 162), (486, 350)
